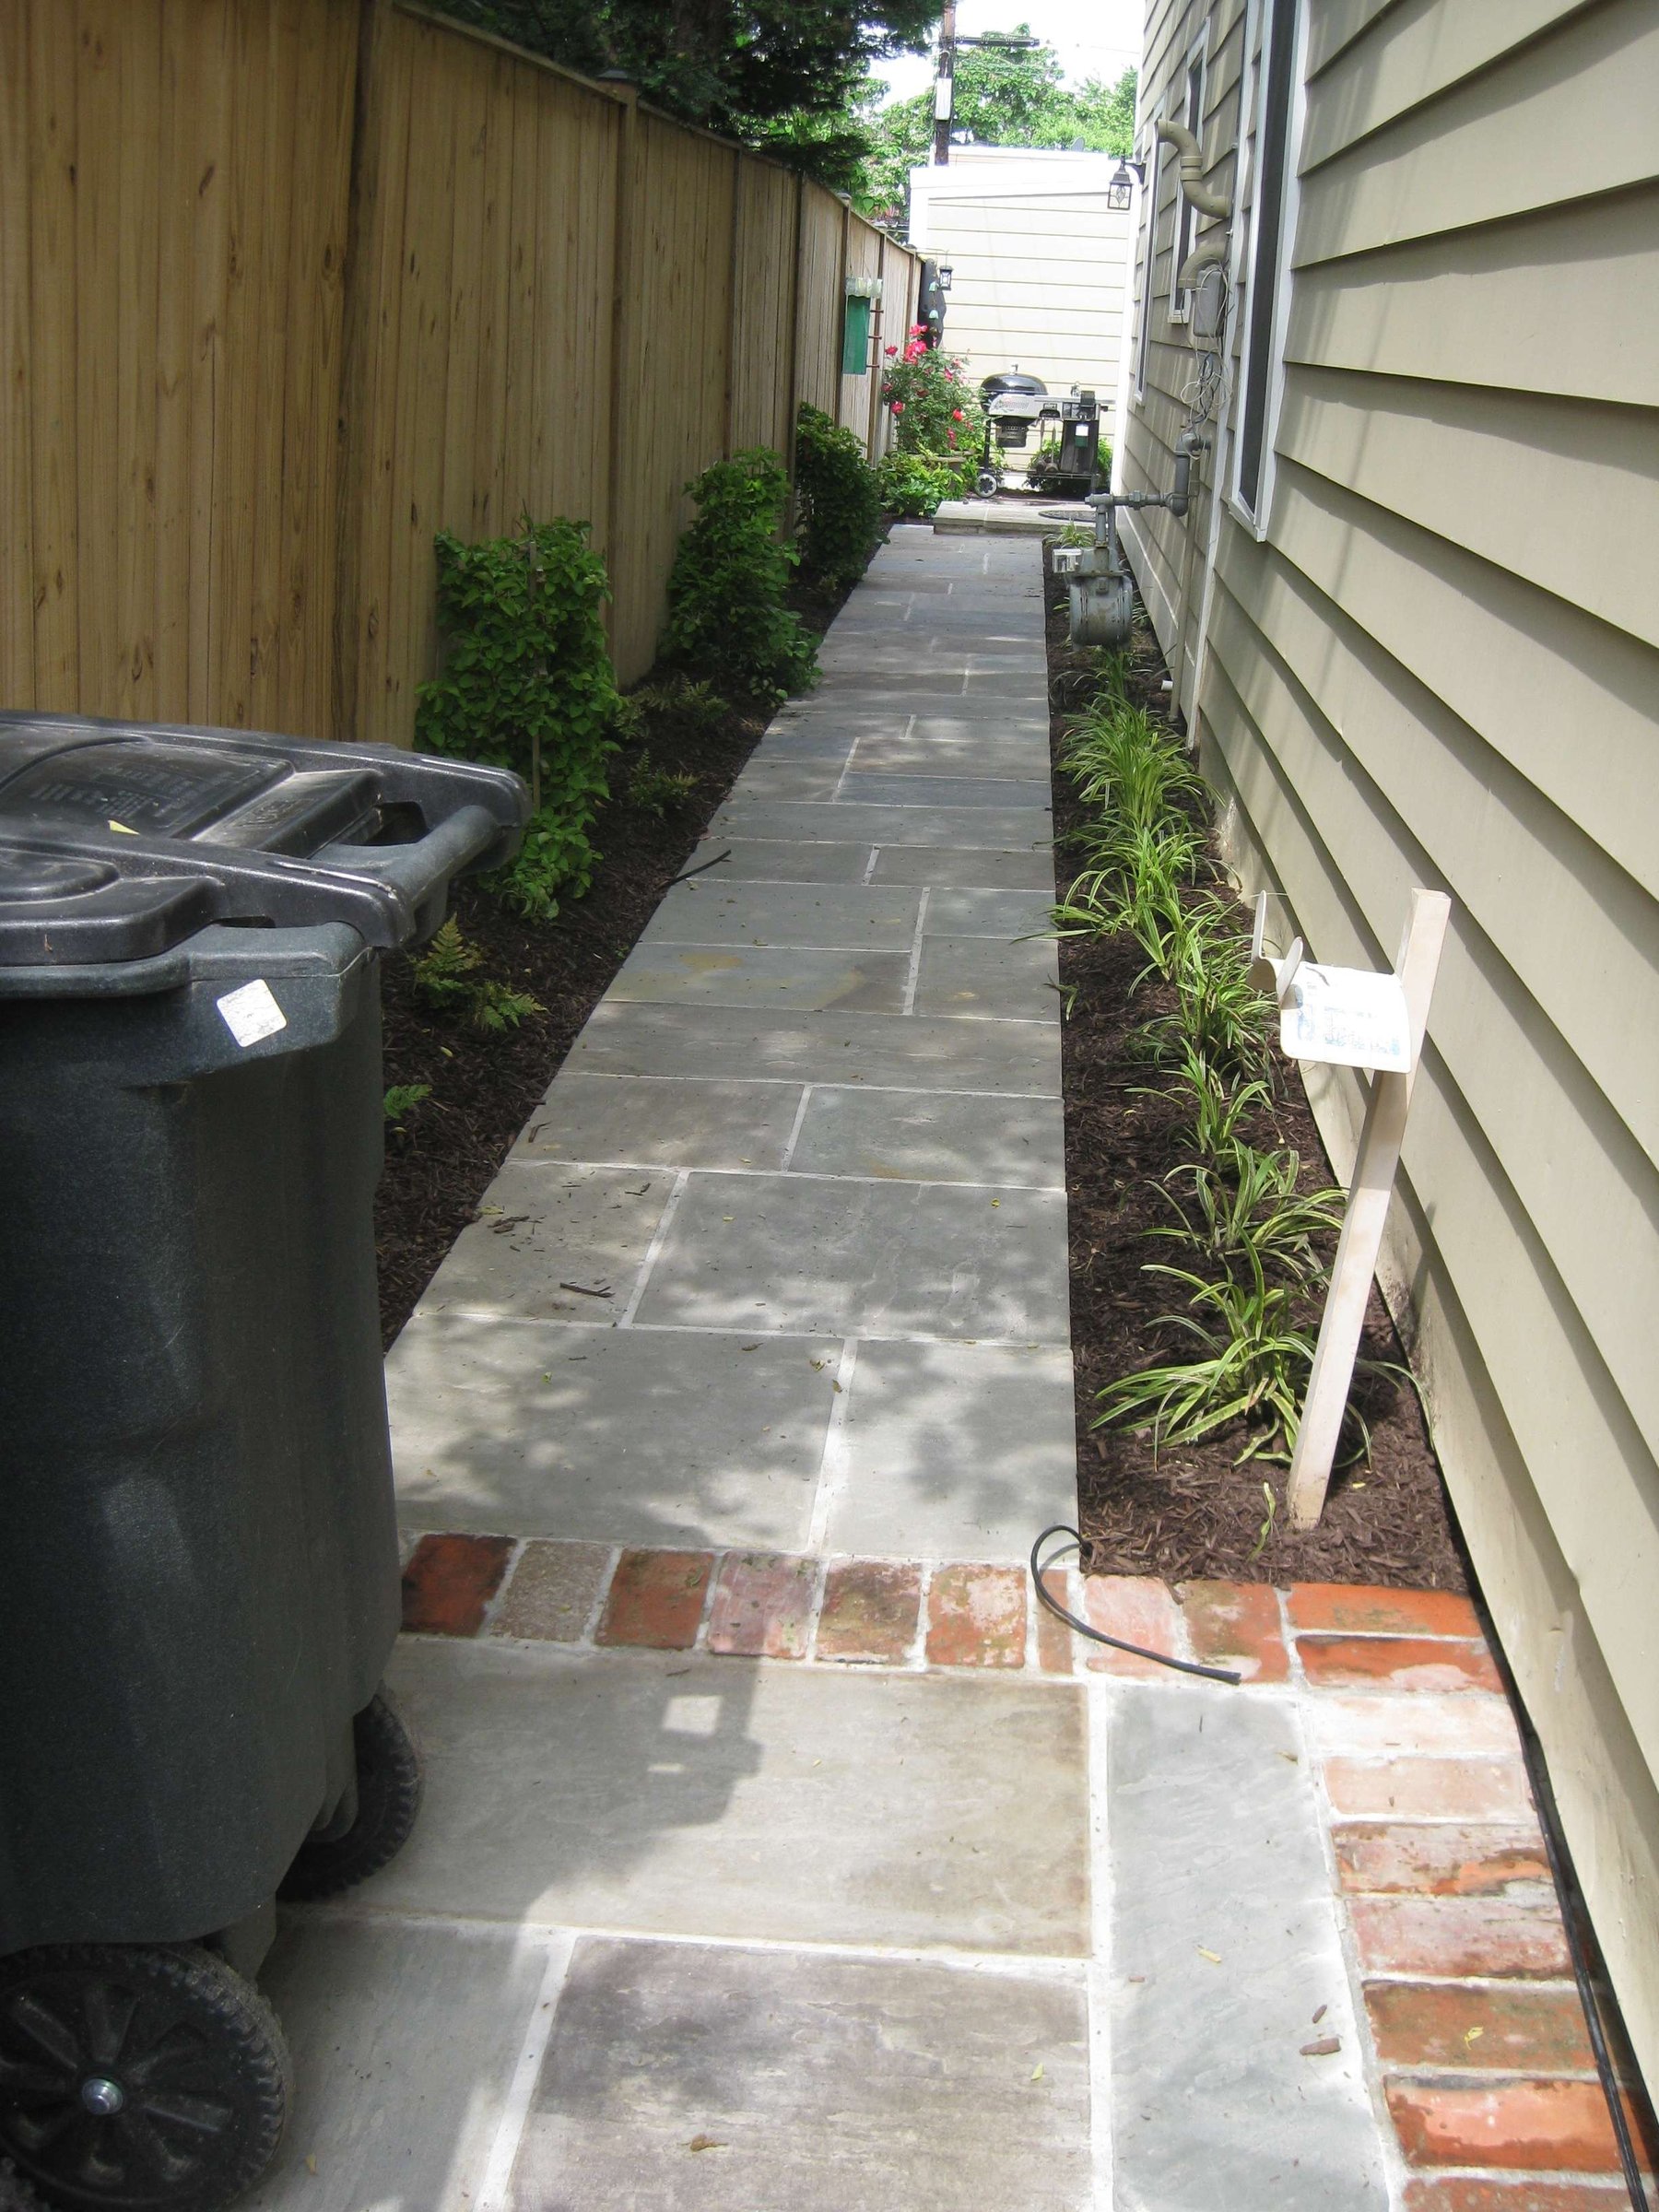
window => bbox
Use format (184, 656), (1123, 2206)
(1169, 37), (1207, 324)
(1231, 0), (1304, 526)
(1132, 131), (1161, 402)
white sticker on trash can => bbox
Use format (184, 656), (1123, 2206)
(216, 978), (288, 1048)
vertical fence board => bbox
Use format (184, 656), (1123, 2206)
(1, 2), (34, 699)
(73, 1), (124, 712)
(25, 2), (78, 705)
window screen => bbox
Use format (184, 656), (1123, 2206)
(1235, 0), (1298, 517)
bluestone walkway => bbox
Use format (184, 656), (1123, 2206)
(250, 529), (1417, 2211)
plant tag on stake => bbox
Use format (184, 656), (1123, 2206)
(216, 978), (288, 1049)
(1279, 963), (1411, 1074)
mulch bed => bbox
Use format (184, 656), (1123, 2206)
(373, 565), (865, 1347)
(1047, 560), (1471, 1591)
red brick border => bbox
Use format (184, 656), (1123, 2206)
(399, 1543), (1654, 2199)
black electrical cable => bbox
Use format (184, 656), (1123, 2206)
(1030, 1524), (1241, 1686)
(1513, 1702), (1653, 2208)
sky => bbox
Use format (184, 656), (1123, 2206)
(868, 0), (1145, 104)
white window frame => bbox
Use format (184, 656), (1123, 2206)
(1131, 126), (1162, 404)
(1228, 0), (1308, 536)
(1168, 29), (1208, 325)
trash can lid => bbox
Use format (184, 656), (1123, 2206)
(0, 714), (528, 973)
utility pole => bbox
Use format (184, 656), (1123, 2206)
(933, 0), (957, 164)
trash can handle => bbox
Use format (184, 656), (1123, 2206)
(319, 802), (514, 919)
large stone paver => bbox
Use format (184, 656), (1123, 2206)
(389, 1315), (839, 1546)
(373, 1639), (1091, 1955)
(707, 795), (1053, 848)
(510, 1937), (1090, 2212)
(509, 1072), (804, 1171)
(610, 941), (911, 1015)
(414, 1161), (675, 1320)
(788, 1085), (1065, 1187)
(569, 1000), (1061, 1093)
(631, 1171), (1070, 1342)
(1109, 1682), (1389, 2209)
(638, 877), (921, 949)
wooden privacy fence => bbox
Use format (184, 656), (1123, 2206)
(0, 0), (920, 743)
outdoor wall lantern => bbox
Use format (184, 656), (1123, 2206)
(937, 263), (953, 290)
(1107, 158), (1144, 211)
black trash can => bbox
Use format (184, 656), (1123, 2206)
(0, 712), (527, 2212)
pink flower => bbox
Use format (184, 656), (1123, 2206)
(885, 344), (898, 356)
(947, 429), (957, 446)
(951, 408), (963, 420)
(891, 400), (904, 414)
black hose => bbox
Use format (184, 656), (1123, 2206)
(1030, 1524), (1241, 1686)
(667, 847), (732, 887)
(1513, 1702), (1653, 2208)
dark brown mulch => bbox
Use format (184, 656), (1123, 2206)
(373, 565), (864, 1347)
(1046, 563), (1470, 1591)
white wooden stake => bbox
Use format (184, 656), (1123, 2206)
(1285, 890), (1450, 1531)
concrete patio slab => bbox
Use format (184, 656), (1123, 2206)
(415, 1161), (675, 1320)
(508, 1936), (1091, 2212)
(688, 838), (876, 882)
(375, 1639), (1092, 1954)
(570, 1002), (1062, 1093)
(510, 1072), (804, 1171)
(914, 933), (1061, 1021)
(836, 771), (1052, 809)
(250, 1919), (545, 2212)
(788, 1084), (1065, 1188)
(1109, 1681), (1390, 2211)
(608, 942), (911, 1015)
(868, 843), (1057, 889)
(830, 1338), (1077, 1559)
(925, 885), (1057, 935)
(632, 1171), (1070, 1342)
(709, 797), (1052, 848)
(639, 877), (921, 950)
(389, 1315), (839, 1546)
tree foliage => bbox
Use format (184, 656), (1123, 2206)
(427, 0), (937, 186)
(857, 34), (1136, 224)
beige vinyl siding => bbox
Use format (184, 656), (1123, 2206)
(1120, 0), (1659, 2082)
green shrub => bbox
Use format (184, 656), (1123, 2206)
(416, 517), (620, 921)
(875, 450), (971, 518)
(794, 404), (881, 587)
(665, 448), (818, 704)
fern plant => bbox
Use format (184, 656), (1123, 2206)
(411, 919), (543, 1034)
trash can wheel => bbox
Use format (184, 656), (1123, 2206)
(278, 1689), (422, 1904)
(975, 467), (999, 498)
(0, 1943), (291, 2212)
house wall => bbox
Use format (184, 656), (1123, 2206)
(1119, 0), (1659, 2085)
(907, 152), (1133, 425)
(0, 0), (917, 732)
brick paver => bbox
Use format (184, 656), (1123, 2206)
(1298, 1632), (1503, 1693)
(401, 1533), (515, 1635)
(1080, 1573), (1184, 1677)
(1365, 1981), (1596, 2075)
(1386, 2077), (1630, 2172)
(1288, 1583), (1483, 1638)
(925, 1563), (1027, 1667)
(489, 1539), (613, 1642)
(815, 1560), (923, 1663)
(1350, 1893), (1573, 1980)
(594, 1548), (713, 1649)
(706, 1551), (817, 1659)
(1181, 1578), (1289, 1681)
(1323, 1754), (1537, 1823)
(1334, 1821), (1551, 1895)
